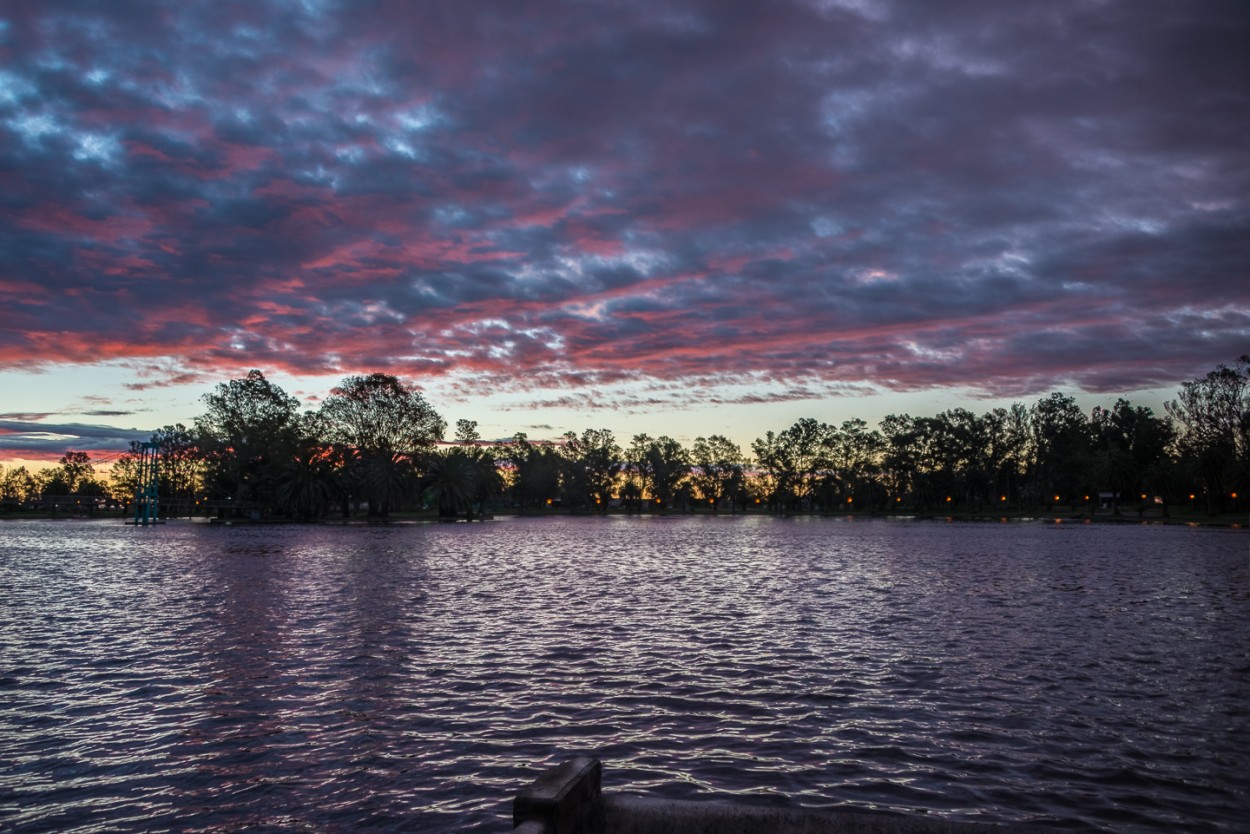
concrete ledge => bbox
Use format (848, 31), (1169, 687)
(513, 823), (550, 834)
(593, 794), (1053, 833)
(512, 758), (1061, 833)
(513, 756), (603, 834)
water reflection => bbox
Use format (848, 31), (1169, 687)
(1, 517), (1247, 832)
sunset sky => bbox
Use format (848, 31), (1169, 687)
(2, 0), (1247, 467)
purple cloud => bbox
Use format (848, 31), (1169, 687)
(0, 0), (1245, 403)
(0, 418), (150, 459)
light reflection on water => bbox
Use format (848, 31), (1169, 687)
(1, 516), (1247, 832)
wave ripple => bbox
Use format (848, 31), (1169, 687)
(1, 517), (1247, 832)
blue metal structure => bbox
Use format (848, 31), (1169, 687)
(132, 442), (160, 525)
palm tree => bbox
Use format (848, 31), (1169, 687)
(362, 452), (417, 517)
(469, 447), (503, 518)
(273, 448), (335, 520)
(423, 449), (479, 519)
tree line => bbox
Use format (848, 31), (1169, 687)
(2, 357), (1247, 519)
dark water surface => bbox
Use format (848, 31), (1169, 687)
(1, 516), (1247, 832)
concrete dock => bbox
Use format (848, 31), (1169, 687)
(512, 757), (1061, 834)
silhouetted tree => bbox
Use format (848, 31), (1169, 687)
(455, 419), (481, 443)
(623, 434), (650, 509)
(631, 434), (690, 510)
(466, 444), (503, 516)
(985, 406), (1027, 508)
(57, 451), (98, 494)
(1028, 392), (1093, 507)
(425, 427), (503, 520)
(828, 419), (884, 508)
(691, 435), (747, 512)
(878, 407), (1028, 512)
(422, 446), (500, 519)
(504, 433), (563, 509)
(750, 430), (788, 510)
(152, 424), (202, 516)
(319, 373), (445, 517)
(559, 428), (620, 510)
(879, 414), (953, 510)
(754, 419), (837, 511)
(1092, 399), (1176, 516)
(196, 370), (302, 515)
(109, 443), (144, 505)
(0, 465), (36, 507)
(1167, 356), (1250, 514)
(272, 413), (337, 520)
(34, 468), (69, 499)
(423, 449), (478, 518)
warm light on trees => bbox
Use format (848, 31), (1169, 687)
(20, 357), (1244, 521)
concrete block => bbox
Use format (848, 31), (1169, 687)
(513, 822), (550, 834)
(511, 758), (1059, 834)
(593, 794), (1057, 834)
(513, 756), (603, 834)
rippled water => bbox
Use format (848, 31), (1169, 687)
(1, 516), (1247, 832)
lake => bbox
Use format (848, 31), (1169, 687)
(1, 516), (1247, 832)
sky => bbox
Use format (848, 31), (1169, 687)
(2, 0), (1248, 469)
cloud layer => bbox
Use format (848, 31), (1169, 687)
(0, 416), (149, 461)
(2, 0), (1247, 413)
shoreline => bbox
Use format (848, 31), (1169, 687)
(2, 508), (1244, 527)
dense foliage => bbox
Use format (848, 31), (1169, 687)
(4, 359), (1246, 519)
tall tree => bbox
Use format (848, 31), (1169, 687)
(983, 406), (1026, 508)
(1029, 392), (1093, 507)
(633, 434), (690, 510)
(455, 419), (482, 444)
(559, 428), (621, 510)
(879, 414), (920, 506)
(319, 373), (446, 517)
(152, 424), (202, 516)
(750, 430), (787, 510)
(691, 435), (747, 512)
(57, 451), (98, 494)
(195, 370), (302, 513)
(466, 444), (502, 516)
(505, 433), (563, 509)
(754, 419), (836, 510)
(423, 445), (500, 520)
(271, 412), (337, 520)
(1092, 399), (1176, 516)
(1, 465), (37, 506)
(109, 443), (144, 505)
(892, 415), (953, 510)
(828, 419), (884, 507)
(624, 434), (652, 507)
(423, 449), (479, 519)
(320, 373), (446, 458)
(1166, 356), (1250, 514)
